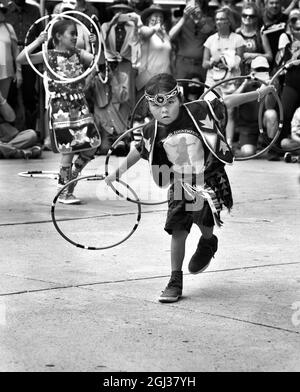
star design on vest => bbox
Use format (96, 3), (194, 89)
(144, 137), (151, 152)
(219, 139), (230, 154)
(198, 113), (215, 132)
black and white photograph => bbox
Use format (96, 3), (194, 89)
(0, 0), (299, 379)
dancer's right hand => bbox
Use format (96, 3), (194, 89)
(105, 172), (119, 184)
(37, 31), (48, 45)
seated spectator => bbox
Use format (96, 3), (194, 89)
(202, 5), (245, 148)
(181, 75), (205, 102)
(169, 0), (215, 82)
(275, 9), (300, 154)
(236, 3), (273, 75)
(0, 90), (41, 159)
(235, 56), (278, 157)
(282, 106), (300, 162)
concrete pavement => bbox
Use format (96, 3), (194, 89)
(0, 152), (299, 372)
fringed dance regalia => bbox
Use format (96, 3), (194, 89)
(47, 48), (101, 154)
(137, 98), (234, 227)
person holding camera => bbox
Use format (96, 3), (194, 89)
(169, 0), (215, 83)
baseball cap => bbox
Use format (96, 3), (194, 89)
(251, 56), (269, 70)
(251, 56), (270, 82)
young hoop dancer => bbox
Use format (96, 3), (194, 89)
(106, 73), (275, 303)
(17, 19), (101, 204)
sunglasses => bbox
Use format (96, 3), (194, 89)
(290, 17), (300, 24)
(252, 67), (269, 72)
(242, 14), (256, 19)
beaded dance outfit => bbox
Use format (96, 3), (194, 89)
(47, 48), (101, 153)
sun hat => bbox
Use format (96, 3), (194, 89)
(108, 0), (134, 12)
(141, 4), (170, 24)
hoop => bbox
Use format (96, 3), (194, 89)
(90, 14), (109, 84)
(18, 170), (59, 179)
(24, 14), (52, 79)
(268, 59), (300, 153)
(200, 74), (283, 161)
(269, 59), (300, 85)
(104, 126), (168, 206)
(42, 10), (102, 84)
(51, 174), (142, 250)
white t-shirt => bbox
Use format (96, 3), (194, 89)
(204, 32), (245, 89)
(136, 33), (172, 91)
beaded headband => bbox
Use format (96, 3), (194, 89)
(145, 85), (180, 106)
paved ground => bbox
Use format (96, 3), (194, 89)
(0, 151), (299, 372)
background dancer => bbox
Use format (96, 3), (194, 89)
(17, 18), (101, 204)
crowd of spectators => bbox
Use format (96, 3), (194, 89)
(1, 0), (300, 162)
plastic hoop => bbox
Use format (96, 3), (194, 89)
(270, 59), (300, 85)
(104, 125), (168, 206)
(24, 14), (52, 79)
(200, 74), (283, 161)
(90, 14), (109, 84)
(51, 174), (142, 250)
(42, 10), (102, 84)
(18, 170), (59, 179)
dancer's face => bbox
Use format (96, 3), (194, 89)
(57, 24), (77, 50)
(149, 96), (181, 125)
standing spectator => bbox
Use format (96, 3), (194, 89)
(74, 0), (99, 27)
(136, 4), (172, 98)
(94, 0), (142, 154)
(53, 1), (76, 14)
(0, 0), (20, 99)
(220, 0), (242, 29)
(5, 0), (41, 130)
(260, 0), (288, 70)
(202, 6), (245, 148)
(169, 0), (215, 82)
(208, 0), (221, 18)
(236, 3), (272, 74)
